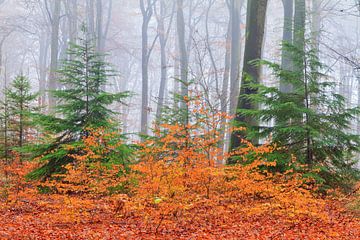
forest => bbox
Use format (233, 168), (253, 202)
(0, 0), (360, 239)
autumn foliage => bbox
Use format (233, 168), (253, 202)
(0, 96), (359, 239)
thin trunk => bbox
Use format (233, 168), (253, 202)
(311, 0), (321, 52)
(39, 31), (49, 107)
(156, 0), (175, 121)
(87, 0), (95, 39)
(140, 0), (154, 136)
(96, 0), (103, 52)
(177, 0), (188, 112)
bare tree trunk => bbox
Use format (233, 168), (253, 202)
(294, 0), (306, 52)
(177, 0), (188, 112)
(311, 0), (321, 52)
(219, 1), (232, 158)
(87, 0), (95, 39)
(39, 31), (49, 107)
(280, 0), (293, 93)
(48, 0), (61, 110)
(173, 37), (180, 109)
(96, 0), (103, 52)
(66, 0), (78, 44)
(229, 0), (243, 116)
(140, 0), (155, 136)
(155, 0), (175, 121)
(230, 0), (268, 154)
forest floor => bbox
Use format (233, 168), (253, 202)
(0, 187), (359, 239)
(1, 157), (360, 239)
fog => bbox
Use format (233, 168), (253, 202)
(0, 0), (359, 136)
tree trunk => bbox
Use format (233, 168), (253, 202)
(219, 2), (232, 158)
(48, 0), (61, 110)
(140, 0), (154, 136)
(311, 0), (321, 52)
(177, 0), (188, 112)
(229, 0), (243, 116)
(156, 0), (175, 121)
(280, 0), (293, 93)
(230, 0), (268, 154)
(96, 0), (104, 52)
(294, 0), (306, 51)
(87, 0), (95, 39)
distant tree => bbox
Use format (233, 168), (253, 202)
(155, 0), (175, 122)
(0, 75), (38, 162)
(176, 0), (189, 114)
(6, 75), (38, 148)
(27, 29), (130, 179)
(48, 0), (61, 110)
(280, 0), (294, 93)
(140, 0), (157, 136)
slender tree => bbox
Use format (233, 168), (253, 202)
(140, 0), (156, 136)
(177, 0), (189, 113)
(155, 0), (175, 121)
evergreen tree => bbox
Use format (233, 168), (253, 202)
(27, 30), (130, 179)
(233, 42), (360, 188)
(7, 75), (39, 148)
(0, 75), (38, 162)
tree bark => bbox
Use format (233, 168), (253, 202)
(155, 0), (175, 121)
(230, 0), (268, 154)
(177, 0), (188, 112)
(140, 0), (155, 136)
(280, 0), (293, 93)
(229, 0), (243, 116)
(48, 0), (61, 110)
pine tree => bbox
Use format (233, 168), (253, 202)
(233, 42), (360, 188)
(7, 75), (39, 148)
(27, 30), (130, 179)
(0, 75), (38, 162)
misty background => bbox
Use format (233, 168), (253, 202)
(0, 0), (359, 138)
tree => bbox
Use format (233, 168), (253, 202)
(155, 0), (175, 121)
(6, 75), (38, 148)
(27, 29), (130, 179)
(280, 0), (294, 93)
(229, 0), (243, 116)
(229, 0), (268, 156)
(140, 0), (157, 136)
(235, 42), (360, 187)
(176, 0), (189, 113)
(48, 0), (61, 110)
(0, 75), (38, 161)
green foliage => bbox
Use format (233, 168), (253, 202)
(234, 41), (360, 188)
(27, 30), (131, 179)
(0, 75), (38, 161)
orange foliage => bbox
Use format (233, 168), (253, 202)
(0, 97), (359, 239)
(42, 128), (127, 196)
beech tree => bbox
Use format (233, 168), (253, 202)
(230, 0), (268, 156)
